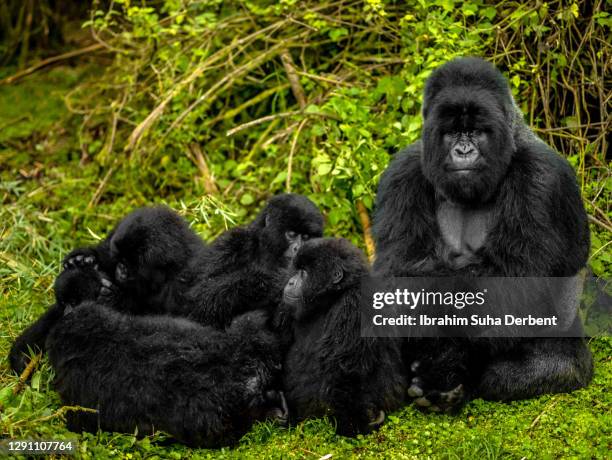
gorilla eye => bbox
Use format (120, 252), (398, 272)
(286, 231), (297, 240)
(332, 268), (343, 284)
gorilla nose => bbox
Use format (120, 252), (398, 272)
(451, 143), (479, 169)
(291, 236), (303, 254)
(453, 143), (474, 156)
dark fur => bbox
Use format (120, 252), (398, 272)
(47, 301), (282, 448)
(279, 238), (407, 436)
(372, 57), (592, 405)
(8, 266), (107, 374)
(9, 195), (324, 373)
(8, 206), (207, 374)
(63, 205), (208, 315)
(183, 193), (324, 327)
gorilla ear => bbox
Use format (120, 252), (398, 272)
(264, 214), (271, 228)
(332, 267), (343, 284)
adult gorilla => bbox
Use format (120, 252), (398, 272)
(372, 57), (592, 403)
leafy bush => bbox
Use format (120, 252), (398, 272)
(59, 0), (611, 267)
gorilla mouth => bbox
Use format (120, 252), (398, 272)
(447, 167), (480, 174)
(282, 293), (302, 305)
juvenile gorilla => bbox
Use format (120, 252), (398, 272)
(9, 194), (324, 373)
(45, 268), (286, 448)
(373, 57), (592, 407)
(279, 238), (407, 436)
(184, 193), (324, 327)
(9, 206), (207, 373)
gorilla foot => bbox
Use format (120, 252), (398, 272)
(264, 390), (289, 426)
(63, 251), (98, 271)
(367, 409), (385, 428)
(411, 381), (465, 413)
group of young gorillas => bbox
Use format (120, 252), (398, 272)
(9, 58), (594, 448)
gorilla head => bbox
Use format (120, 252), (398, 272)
(251, 194), (324, 264)
(420, 57), (517, 204)
(282, 238), (367, 321)
(54, 266), (104, 311)
(109, 206), (203, 292)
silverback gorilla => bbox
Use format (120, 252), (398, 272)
(372, 57), (592, 407)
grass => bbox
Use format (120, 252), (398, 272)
(0, 67), (610, 460)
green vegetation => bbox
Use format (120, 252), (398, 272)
(1, 0), (610, 458)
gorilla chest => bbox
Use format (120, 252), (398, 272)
(435, 202), (493, 269)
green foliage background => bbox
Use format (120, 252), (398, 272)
(0, 0), (610, 458)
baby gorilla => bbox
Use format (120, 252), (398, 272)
(8, 265), (110, 374)
(279, 238), (407, 436)
(46, 269), (287, 448)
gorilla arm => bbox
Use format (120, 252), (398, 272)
(188, 267), (284, 328)
(9, 303), (63, 374)
(186, 228), (286, 328)
(372, 144), (440, 276)
(486, 143), (589, 277)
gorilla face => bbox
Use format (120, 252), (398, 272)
(420, 59), (516, 205)
(253, 194), (324, 265)
(282, 238), (366, 320)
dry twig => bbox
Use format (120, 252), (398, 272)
(0, 43), (105, 85)
(13, 352), (42, 395)
(286, 119), (308, 192)
(356, 201), (375, 261)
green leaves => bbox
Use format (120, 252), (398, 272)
(328, 27), (349, 41)
(240, 193), (255, 206)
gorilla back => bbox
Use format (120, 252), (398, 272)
(372, 57), (592, 402)
(47, 306), (283, 448)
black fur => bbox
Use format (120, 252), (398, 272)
(372, 57), (593, 406)
(8, 206), (207, 374)
(183, 193), (324, 327)
(9, 194), (324, 373)
(63, 205), (208, 315)
(47, 301), (283, 448)
(279, 238), (407, 436)
(8, 266), (107, 374)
